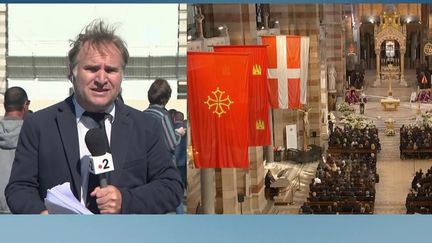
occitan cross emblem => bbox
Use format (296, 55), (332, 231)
(204, 87), (234, 118)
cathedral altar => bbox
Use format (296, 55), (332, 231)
(373, 10), (407, 87)
(381, 96), (400, 111)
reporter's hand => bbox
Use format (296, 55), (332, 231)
(40, 210), (49, 215)
(90, 185), (122, 214)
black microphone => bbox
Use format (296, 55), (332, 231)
(84, 128), (114, 188)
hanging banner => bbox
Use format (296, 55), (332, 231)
(213, 45), (271, 146)
(188, 51), (250, 168)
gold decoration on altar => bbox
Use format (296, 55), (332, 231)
(379, 11), (402, 30)
(384, 118), (395, 136)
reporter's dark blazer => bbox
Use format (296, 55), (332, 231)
(5, 96), (183, 214)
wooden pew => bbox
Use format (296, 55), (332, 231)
(304, 201), (374, 214)
(327, 147), (377, 156)
(400, 148), (432, 159)
(406, 200), (432, 214)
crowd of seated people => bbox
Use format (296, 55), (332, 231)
(329, 126), (381, 152)
(400, 124), (432, 159)
(300, 153), (377, 214)
(406, 167), (432, 214)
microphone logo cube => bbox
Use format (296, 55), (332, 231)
(89, 153), (115, 174)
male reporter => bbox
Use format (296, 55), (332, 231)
(5, 20), (183, 214)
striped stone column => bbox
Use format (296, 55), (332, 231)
(322, 4), (345, 96)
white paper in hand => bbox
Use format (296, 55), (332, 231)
(45, 182), (93, 215)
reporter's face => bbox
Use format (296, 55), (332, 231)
(73, 42), (123, 112)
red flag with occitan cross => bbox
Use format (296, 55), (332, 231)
(187, 51), (250, 168)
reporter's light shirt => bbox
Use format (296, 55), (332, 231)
(73, 97), (115, 205)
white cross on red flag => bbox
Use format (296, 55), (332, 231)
(261, 35), (310, 109)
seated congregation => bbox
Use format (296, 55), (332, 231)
(299, 104), (379, 214)
(406, 167), (432, 214)
(300, 153), (378, 214)
(399, 119), (432, 159)
(328, 125), (381, 153)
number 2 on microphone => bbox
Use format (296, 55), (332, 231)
(91, 153), (114, 174)
(102, 159), (110, 169)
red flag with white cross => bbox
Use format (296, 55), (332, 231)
(261, 35), (310, 109)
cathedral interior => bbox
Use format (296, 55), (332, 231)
(187, 3), (432, 214)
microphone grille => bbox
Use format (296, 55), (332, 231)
(84, 128), (109, 156)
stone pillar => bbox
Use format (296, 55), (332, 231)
(321, 4), (345, 96)
(220, 168), (239, 214)
(194, 6), (216, 212)
(374, 51), (381, 86)
(272, 109), (284, 147)
(243, 147), (267, 214)
(201, 169), (215, 214)
(265, 110), (274, 163)
(344, 16), (353, 41)
(400, 49), (408, 86)
(308, 35), (321, 137)
(320, 64), (329, 139)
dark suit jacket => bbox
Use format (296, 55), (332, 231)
(5, 96), (183, 214)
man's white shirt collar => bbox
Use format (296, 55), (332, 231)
(72, 97), (116, 124)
